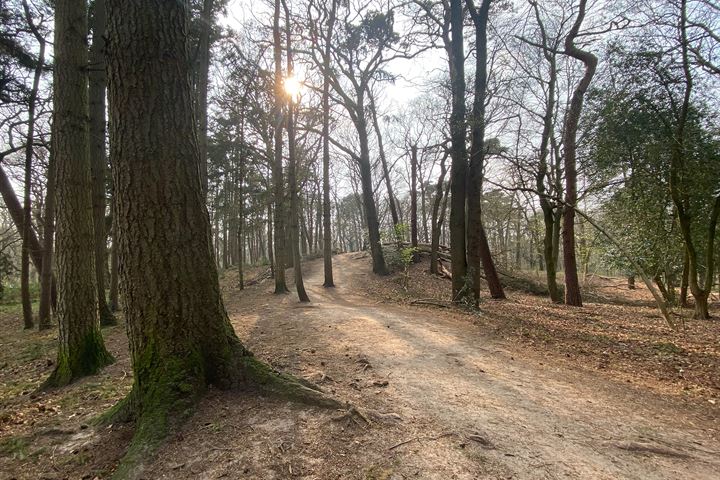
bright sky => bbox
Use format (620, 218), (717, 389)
(222, 0), (443, 108)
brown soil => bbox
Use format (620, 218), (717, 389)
(1, 254), (719, 479)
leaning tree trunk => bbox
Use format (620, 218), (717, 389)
(45, 0), (113, 388)
(356, 111), (388, 275)
(449, 0), (468, 301)
(0, 163), (58, 310)
(272, 0), (289, 293)
(321, 0), (337, 287)
(89, 0), (116, 326)
(368, 95), (400, 230)
(466, 0), (504, 302)
(561, 0), (596, 307)
(105, 4), (342, 475)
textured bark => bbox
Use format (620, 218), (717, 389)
(272, 0), (289, 294)
(322, 0), (335, 288)
(20, 1), (45, 329)
(196, 0), (213, 199)
(104, 6), (340, 475)
(89, 0), (116, 326)
(449, 0), (468, 301)
(466, 0), (504, 302)
(561, 0), (596, 307)
(45, 0), (113, 388)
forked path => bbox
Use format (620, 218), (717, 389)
(221, 254), (720, 479)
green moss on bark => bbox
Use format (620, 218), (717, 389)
(43, 329), (114, 388)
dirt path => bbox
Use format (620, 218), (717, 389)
(145, 254), (720, 479)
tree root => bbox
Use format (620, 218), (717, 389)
(105, 355), (400, 479)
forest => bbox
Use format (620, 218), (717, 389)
(0, 0), (719, 478)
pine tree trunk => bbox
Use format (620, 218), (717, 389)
(104, 6), (341, 474)
(89, 0), (116, 326)
(45, 0), (113, 388)
(196, 0), (213, 199)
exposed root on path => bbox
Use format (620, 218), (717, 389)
(99, 353), (398, 479)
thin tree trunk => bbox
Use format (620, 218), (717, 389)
(449, 0), (468, 301)
(45, 0), (113, 387)
(410, 144), (419, 261)
(272, 0), (289, 293)
(561, 0), (596, 307)
(20, 1), (46, 330)
(109, 227), (119, 311)
(38, 150), (55, 330)
(89, 0), (116, 326)
(283, 0), (309, 301)
(680, 248), (689, 307)
(531, 1), (563, 303)
(267, 203), (275, 276)
(430, 152), (449, 274)
(466, 0), (504, 302)
(368, 95), (400, 230)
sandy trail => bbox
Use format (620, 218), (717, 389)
(238, 254), (719, 479)
(139, 253), (720, 479)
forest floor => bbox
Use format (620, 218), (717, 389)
(1, 253), (719, 479)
